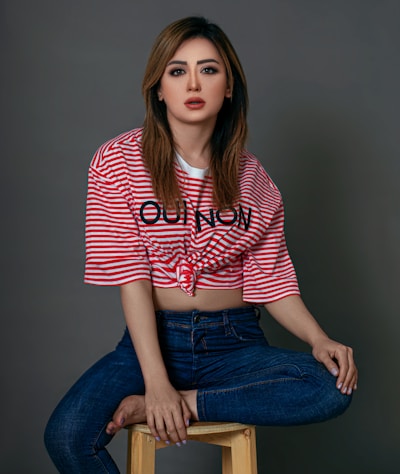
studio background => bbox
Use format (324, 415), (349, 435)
(2, 1), (399, 473)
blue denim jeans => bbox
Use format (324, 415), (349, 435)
(44, 306), (351, 473)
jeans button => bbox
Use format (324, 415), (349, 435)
(194, 314), (200, 323)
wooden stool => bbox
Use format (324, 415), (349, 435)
(126, 421), (257, 474)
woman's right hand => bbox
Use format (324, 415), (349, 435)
(145, 381), (192, 445)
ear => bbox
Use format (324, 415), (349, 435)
(225, 87), (232, 99)
(157, 89), (163, 101)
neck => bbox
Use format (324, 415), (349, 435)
(168, 120), (216, 168)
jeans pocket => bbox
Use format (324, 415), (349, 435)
(229, 317), (266, 342)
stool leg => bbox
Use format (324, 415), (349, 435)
(126, 430), (156, 474)
(221, 446), (233, 474)
(228, 427), (258, 474)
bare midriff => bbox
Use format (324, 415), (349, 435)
(152, 287), (251, 312)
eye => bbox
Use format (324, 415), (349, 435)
(201, 66), (218, 74)
(168, 68), (185, 76)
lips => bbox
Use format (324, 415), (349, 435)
(184, 97), (205, 109)
(185, 97), (205, 104)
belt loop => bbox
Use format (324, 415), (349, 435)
(254, 305), (261, 320)
(223, 309), (231, 336)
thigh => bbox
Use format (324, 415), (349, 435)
(193, 312), (319, 388)
(196, 337), (325, 388)
(196, 343), (351, 425)
(192, 309), (333, 389)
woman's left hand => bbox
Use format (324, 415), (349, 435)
(311, 336), (358, 395)
(264, 296), (358, 396)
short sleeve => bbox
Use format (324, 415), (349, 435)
(242, 198), (300, 303)
(84, 161), (151, 286)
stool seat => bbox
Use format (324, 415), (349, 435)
(126, 421), (257, 473)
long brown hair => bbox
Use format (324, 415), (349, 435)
(142, 16), (248, 208)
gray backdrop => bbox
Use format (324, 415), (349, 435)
(2, 0), (399, 473)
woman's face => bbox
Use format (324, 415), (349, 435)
(158, 37), (231, 131)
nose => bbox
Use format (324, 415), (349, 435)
(187, 70), (201, 92)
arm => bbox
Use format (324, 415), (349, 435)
(85, 145), (190, 442)
(264, 295), (358, 395)
(120, 280), (191, 443)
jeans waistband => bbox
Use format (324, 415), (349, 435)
(155, 305), (260, 325)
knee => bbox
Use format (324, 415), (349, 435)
(316, 382), (353, 423)
(330, 388), (353, 417)
(44, 409), (77, 464)
(44, 406), (92, 468)
(304, 361), (353, 423)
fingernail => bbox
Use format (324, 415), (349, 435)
(165, 440), (170, 445)
(182, 440), (187, 445)
(337, 382), (343, 390)
(176, 442), (181, 447)
(347, 388), (352, 395)
(120, 418), (125, 425)
(155, 437), (161, 441)
(330, 368), (339, 376)
(186, 419), (190, 427)
(342, 386), (348, 394)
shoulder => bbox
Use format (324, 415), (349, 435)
(239, 150), (281, 201)
(90, 127), (144, 170)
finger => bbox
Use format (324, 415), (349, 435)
(336, 347), (356, 395)
(164, 417), (183, 445)
(157, 406), (187, 445)
(333, 348), (349, 389)
(316, 351), (340, 379)
(181, 399), (192, 428)
(155, 413), (174, 443)
(340, 349), (357, 395)
(147, 413), (163, 442)
(171, 407), (188, 445)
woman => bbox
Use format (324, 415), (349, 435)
(45, 16), (357, 473)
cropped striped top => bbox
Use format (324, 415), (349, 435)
(84, 128), (300, 304)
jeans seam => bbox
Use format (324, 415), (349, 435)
(91, 422), (114, 473)
(202, 377), (304, 396)
(197, 361), (304, 386)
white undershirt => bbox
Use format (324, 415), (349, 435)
(176, 152), (208, 179)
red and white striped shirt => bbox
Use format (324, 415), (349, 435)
(84, 128), (300, 303)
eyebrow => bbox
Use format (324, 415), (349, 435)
(167, 58), (220, 66)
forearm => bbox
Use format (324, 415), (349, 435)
(117, 280), (192, 443)
(120, 280), (169, 386)
(264, 295), (329, 347)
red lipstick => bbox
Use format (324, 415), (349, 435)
(184, 97), (205, 109)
